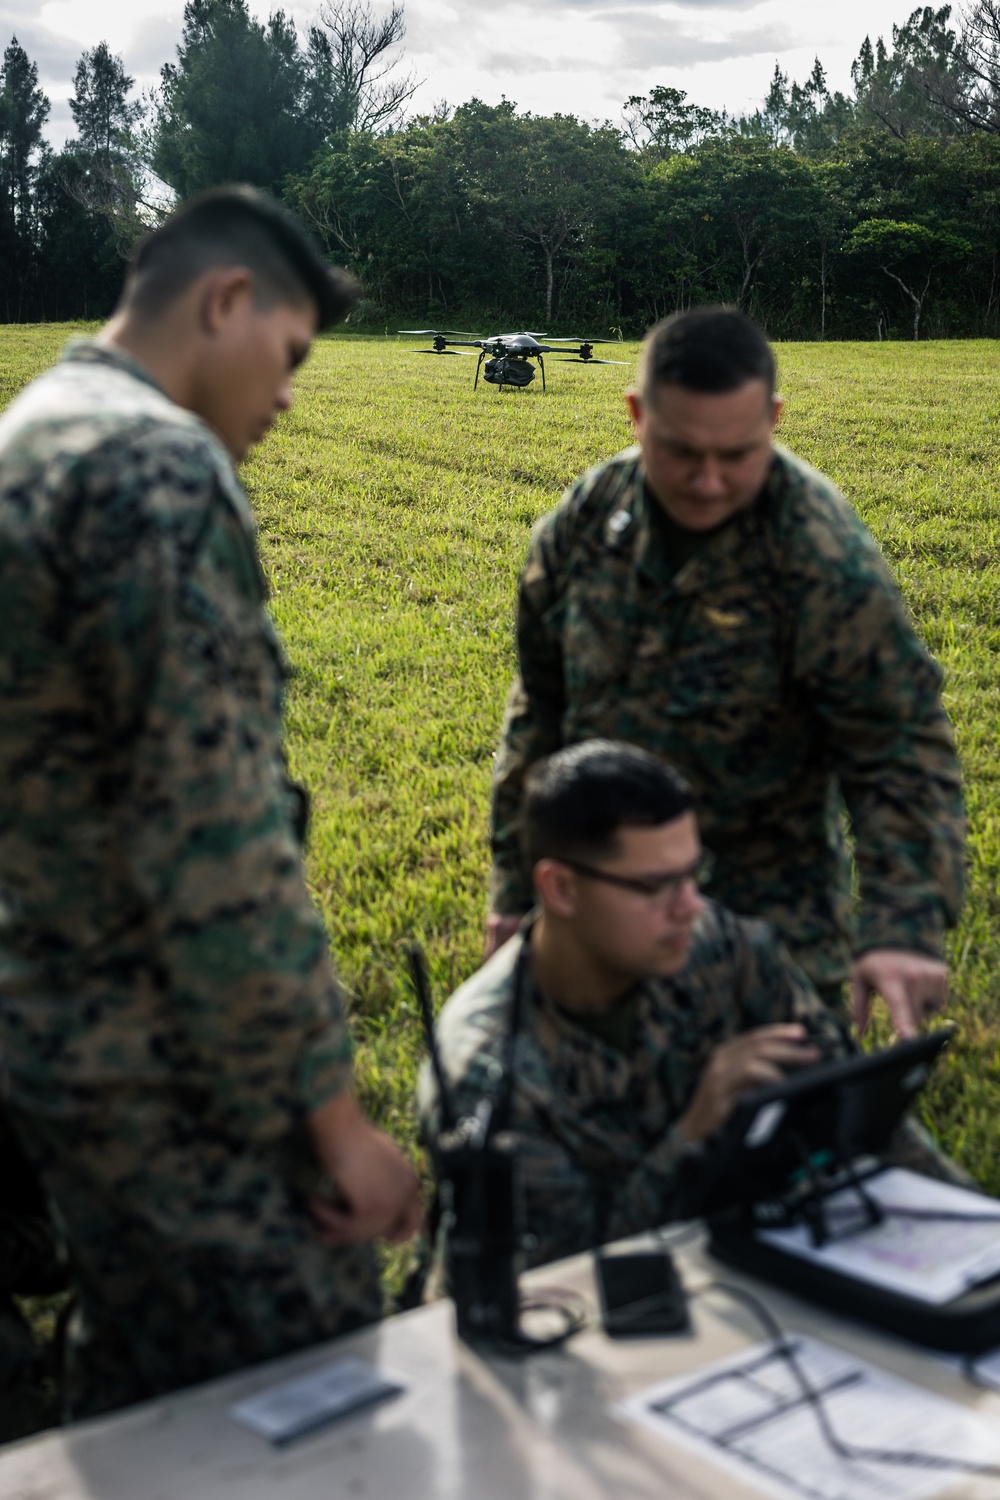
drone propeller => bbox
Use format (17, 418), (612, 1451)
(554, 357), (628, 366)
(410, 349), (478, 356)
(398, 329), (481, 338)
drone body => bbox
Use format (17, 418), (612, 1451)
(398, 330), (626, 391)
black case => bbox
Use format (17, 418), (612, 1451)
(708, 1207), (1000, 1354)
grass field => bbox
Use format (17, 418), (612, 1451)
(3, 324), (1000, 1203)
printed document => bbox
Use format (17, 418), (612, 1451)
(621, 1333), (1000, 1500)
(757, 1168), (1000, 1305)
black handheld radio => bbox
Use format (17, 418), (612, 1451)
(409, 944), (521, 1345)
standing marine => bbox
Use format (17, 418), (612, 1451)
(487, 308), (964, 1031)
(0, 187), (421, 1419)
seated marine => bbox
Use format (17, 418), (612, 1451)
(419, 740), (964, 1269)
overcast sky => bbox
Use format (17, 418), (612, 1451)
(16, 0), (921, 147)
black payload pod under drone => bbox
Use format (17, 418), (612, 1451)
(398, 329), (626, 391)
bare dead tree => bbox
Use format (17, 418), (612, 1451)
(313, 0), (420, 132)
(908, 2), (1000, 132)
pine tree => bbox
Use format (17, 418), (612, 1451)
(61, 41), (147, 256)
(0, 36), (49, 319)
(70, 42), (143, 165)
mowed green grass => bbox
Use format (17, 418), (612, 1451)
(3, 327), (1000, 1196)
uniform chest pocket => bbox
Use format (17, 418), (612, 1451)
(663, 604), (784, 723)
(546, 573), (639, 707)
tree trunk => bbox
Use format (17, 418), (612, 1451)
(881, 265), (932, 341)
(545, 248), (554, 325)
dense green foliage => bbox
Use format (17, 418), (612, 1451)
(5, 326), (993, 1192)
(7, 3), (1000, 335)
(152, 1), (346, 198)
(287, 54), (1000, 338)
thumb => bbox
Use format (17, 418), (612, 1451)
(850, 972), (872, 1036)
(878, 974), (918, 1040)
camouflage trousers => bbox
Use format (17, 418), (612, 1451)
(5, 1087), (382, 1421)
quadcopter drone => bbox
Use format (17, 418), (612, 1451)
(399, 330), (626, 391)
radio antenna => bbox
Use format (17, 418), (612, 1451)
(407, 944), (457, 1132)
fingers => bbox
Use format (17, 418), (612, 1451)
(386, 1195), (425, 1243)
(878, 976), (919, 1040)
(851, 973), (872, 1036)
(750, 1039), (820, 1068)
(310, 1189), (425, 1248)
(849, 950), (949, 1040)
(680, 1026), (821, 1144)
(725, 1025), (819, 1068)
(310, 1198), (362, 1247)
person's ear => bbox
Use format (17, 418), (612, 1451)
(198, 267), (254, 337)
(770, 394), (784, 430)
(625, 389), (642, 433)
(533, 859), (579, 919)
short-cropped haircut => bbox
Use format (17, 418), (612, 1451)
(523, 740), (693, 871)
(638, 307), (776, 401)
(122, 185), (357, 331)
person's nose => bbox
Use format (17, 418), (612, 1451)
(689, 457), (726, 498)
(671, 880), (706, 921)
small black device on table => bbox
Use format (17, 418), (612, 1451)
(690, 1027), (1000, 1353)
(596, 1248), (690, 1337)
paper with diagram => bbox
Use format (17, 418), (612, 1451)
(621, 1333), (1000, 1500)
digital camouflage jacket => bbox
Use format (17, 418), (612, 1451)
(0, 342), (354, 1144)
(490, 445), (965, 988)
(419, 907), (959, 1270)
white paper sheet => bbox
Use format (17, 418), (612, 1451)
(757, 1168), (1000, 1305)
(971, 1347), (1000, 1394)
(621, 1333), (1000, 1500)
(229, 1356), (404, 1444)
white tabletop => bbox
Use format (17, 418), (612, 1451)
(4, 1229), (1000, 1500)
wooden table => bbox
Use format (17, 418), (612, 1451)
(4, 1228), (1000, 1499)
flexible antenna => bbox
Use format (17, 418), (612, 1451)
(407, 944), (457, 1132)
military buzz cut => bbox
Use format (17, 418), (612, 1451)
(123, 185), (357, 332)
(638, 307), (776, 402)
(523, 740), (693, 872)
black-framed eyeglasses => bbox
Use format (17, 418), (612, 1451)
(560, 850), (714, 902)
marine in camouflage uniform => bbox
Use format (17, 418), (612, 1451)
(490, 443), (965, 994)
(0, 341), (381, 1419)
(419, 906), (960, 1270)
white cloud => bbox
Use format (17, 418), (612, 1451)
(8, 0), (928, 148)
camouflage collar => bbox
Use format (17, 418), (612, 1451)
(632, 450), (786, 596)
(516, 926), (653, 1066)
(60, 339), (170, 400)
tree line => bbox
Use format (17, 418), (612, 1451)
(4, 0), (1000, 337)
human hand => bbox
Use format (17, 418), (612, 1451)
(850, 948), (948, 1039)
(679, 1025), (820, 1145)
(485, 913), (523, 959)
(307, 1092), (423, 1247)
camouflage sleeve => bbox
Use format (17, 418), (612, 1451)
(791, 509), (965, 958)
(89, 435), (353, 1139)
(489, 511), (568, 916)
(725, 911), (851, 1056)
